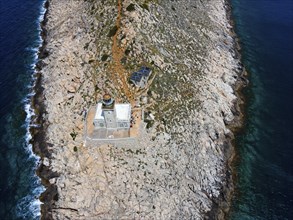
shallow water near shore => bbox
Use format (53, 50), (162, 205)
(0, 0), (45, 219)
(230, 0), (293, 219)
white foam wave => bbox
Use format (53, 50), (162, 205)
(17, 0), (48, 219)
(16, 184), (45, 219)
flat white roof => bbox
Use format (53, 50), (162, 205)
(94, 103), (104, 120)
(94, 103), (131, 121)
(115, 104), (131, 120)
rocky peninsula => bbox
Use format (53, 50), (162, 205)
(33, 0), (246, 219)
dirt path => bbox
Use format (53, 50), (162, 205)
(109, 0), (134, 103)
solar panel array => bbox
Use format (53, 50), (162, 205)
(130, 67), (151, 82)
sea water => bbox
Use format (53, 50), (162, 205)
(230, 0), (293, 219)
(1, 0), (292, 219)
(0, 0), (46, 219)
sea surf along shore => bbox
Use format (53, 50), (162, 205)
(32, 0), (246, 219)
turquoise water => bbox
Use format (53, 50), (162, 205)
(230, 0), (293, 219)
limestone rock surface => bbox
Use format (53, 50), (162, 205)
(36, 0), (245, 219)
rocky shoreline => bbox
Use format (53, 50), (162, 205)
(32, 0), (247, 219)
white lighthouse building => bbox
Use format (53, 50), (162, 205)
(93, 94), (131, 130)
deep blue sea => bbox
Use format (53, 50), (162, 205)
(230, 0), (293, 219)
(0, 0), (292, 219)
(0, 0), (45, 219)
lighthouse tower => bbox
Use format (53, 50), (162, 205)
(101, 94), (117, 128)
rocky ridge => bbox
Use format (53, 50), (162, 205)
(35, 0), (245, 219)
